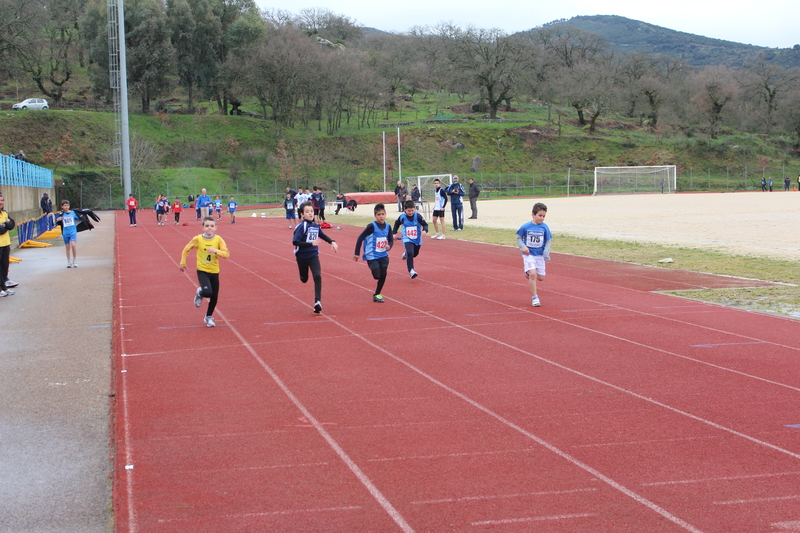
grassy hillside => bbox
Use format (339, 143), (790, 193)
(530, 15), (800, 68)
(1, 90), (799, 207)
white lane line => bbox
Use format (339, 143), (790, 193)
(643, 470), (800, 486)
(472, 512), (596, 525)
(413, 487), (597, 505)
(714, 495), (800, 505)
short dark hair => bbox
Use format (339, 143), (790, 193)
(532, 202), (548, 214)
(61, 199), (70, 206)
(374, 203), (386, 214)
(404, 200), (416, 209)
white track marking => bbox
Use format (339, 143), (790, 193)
(472, 513), (596, 525)
(643, 471), (800, 486)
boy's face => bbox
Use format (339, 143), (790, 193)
(404, 207), (415, 218)
(374, 210), (386, 224)
(286, 194), (291, 199)
(434, 180), (440, 188)
(203, 219), (216, 235)
(533, 210), (547, 225)
(62, 202), (71, 212)
(301, 206), (315, 221)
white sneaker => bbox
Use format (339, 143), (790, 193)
(5, 279), (18, 288)
(401, 251), (407, 260)
(433, 232), (441, 239)
(439, 234), (446, 240)
(204, 315), (216, 327)
(194, 287), (203, 308)
(532, 296), (541, 307)
(410, 269), (418, 279)
(67, 262), (72, 268)
(72, 262), (77, 268)
(0, 290), (7, 297)
(4, 289), (14, 295)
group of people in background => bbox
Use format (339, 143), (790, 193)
(762, 176), (800, 191)
(123, 190), (239, 227)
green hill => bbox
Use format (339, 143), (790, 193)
(526, 15), (800, 68)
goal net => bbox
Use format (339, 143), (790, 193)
(593, 166), (677, 195)
(406, 174), (452, 201)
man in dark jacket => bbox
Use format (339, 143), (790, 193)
(40, 192), (53, 215)
(468, 178), (480, 219)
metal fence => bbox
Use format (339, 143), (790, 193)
(0, 155), (53, 188)
(63, 165), (800, 210)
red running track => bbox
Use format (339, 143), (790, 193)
(112, 211), (800, 533)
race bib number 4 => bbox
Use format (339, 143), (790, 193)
(375, 237), (388, 251)
(404, 226), (418, 239)
(526, 230), (544, 248)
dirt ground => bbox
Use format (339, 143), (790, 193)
(472, 191), (800, 261)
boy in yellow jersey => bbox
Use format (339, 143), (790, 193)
(179, 217), (230, 327)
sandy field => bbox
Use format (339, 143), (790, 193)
(469, 191), (800, 261)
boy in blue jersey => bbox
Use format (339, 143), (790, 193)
(214, 196), (222, 220)
(227, 196), (238, 224)
(392, 200), (428, 279)
(293, 201), (338, 313)
(283, 193), (297, 228)
(353, 203), (394, 302)
(56, 199), (81, 268)
(516, 202), (551, 307)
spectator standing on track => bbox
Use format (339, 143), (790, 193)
(468, 178), (480, 219)
(393, 200), (428, 279)
(197, 189), (212, 220)
(41, 192), (52, 216)
(179, 216), (230, 327)
(761, 178), (767, 191)
(311, 186), (324, 223)
(0, 192), (16, 297)
(293, 201), (338, 314)
(431, 178), (448, 239)
(446, 175), (465, 231)
(411, 185), (421, 203)
(56, 199), (80, 268)
(171, 197), (182, 225)
(156, 195), (168, 225)
(784, 177), (791, 191)
(228, 196), (238, 224)
(516, 202), (552, 308)
(353, 203), (393, 303)
(283, 193), (297, 228)
(125, 194), (138, 226)
(394, 181), (408, 212)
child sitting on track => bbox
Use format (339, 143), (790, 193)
(180, 216), (230, 327)
(293, 201), (338, 314)
(392, 200), (428, 279)
(353, 203), (393, 303)
(516, 202), (551, 307)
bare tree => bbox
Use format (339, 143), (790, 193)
(738, 59), (798, 134)
(691, 66), (738, 139)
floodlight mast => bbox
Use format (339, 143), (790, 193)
(108, 0), (132, 199)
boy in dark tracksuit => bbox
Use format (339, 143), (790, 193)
(353, 203), (393, 303)
(293, 201), (338, 313)
(392, 200), (428, 279)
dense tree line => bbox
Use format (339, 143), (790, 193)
(2, 0), (800, 140)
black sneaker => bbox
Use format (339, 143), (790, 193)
(314, 301), (322, 314)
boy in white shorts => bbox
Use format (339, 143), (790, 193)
(516, 202), (551, 307)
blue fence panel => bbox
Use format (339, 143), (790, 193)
(0, 154), (53, 188)
(16, 213), (56, 247)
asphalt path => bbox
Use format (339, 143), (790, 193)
(0, 213), (114, 533)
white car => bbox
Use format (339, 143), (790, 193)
(12, 98), (49, 110)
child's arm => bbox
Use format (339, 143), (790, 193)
(386, 227), (394, 251)
(209, 237), (230, 259)
(516, 234), (530, 255)
(353, 226), (372, 261)
(318, 230), (338, 253)
(392, 218), (403, 234)
(418, 215), (429, 234)
(179, 236), (199, 271)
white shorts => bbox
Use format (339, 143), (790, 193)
(522, 254), (546, 276)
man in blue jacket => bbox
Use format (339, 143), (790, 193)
(446, 175), (465, 231)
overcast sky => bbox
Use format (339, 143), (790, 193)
(254, 0), (800, 49)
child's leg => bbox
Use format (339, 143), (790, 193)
(70, 241), (77, 263)
(370, 257), (389, 295)
(205, 273), (220, 316)
(297, 257), (310, 283)
(197, 270), (214, 298)
(309, 256), (322, 302)
(404, 242), (416, 271)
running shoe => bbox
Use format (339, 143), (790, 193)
(0, 290), (7, 297)
(5, 280), (18, 288)
(204, 315), (216, 327)
(67, 262), (72, 268)
(314, 301), (322, 314)
(72, 262), (77, 268)
(373, 294), (385, 303)
(401, 251), (407, 260)
(4, 289), (14, 295)
(532, 296), (541, 307)
(409, 269), (418, 279)
(194, 287), (203, 308)
(433, 233), (441, 239)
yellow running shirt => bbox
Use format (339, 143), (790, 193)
(180, 234), (229, 274)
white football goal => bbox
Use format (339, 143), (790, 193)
(406, 174), (452, 201)
(593, 165), (677, 195)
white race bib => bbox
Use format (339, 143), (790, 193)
(63, 214), (75, 227)
(306, 227), (319, 243)
(526, 230), (544, 248)
(404, 226), (418, 239)
(375, 237), (388, 251)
